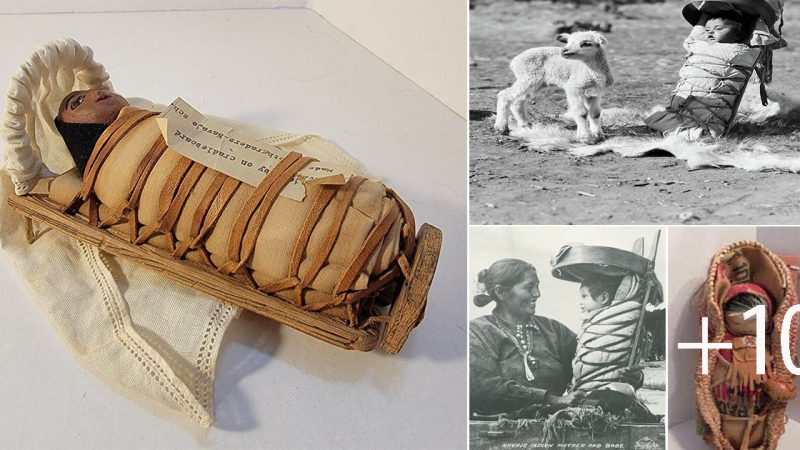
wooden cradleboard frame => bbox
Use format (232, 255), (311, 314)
(679, 0), (785, 137)
(7, 192), (442, 353)
(550, 231), (663, 368)
(2, 38), (442, 354)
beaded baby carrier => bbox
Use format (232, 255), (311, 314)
(696, 241), (798, 450)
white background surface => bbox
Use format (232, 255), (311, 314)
(0, 0), (468, 118)
(667, 227), (800, 448)
(0, 7), (466, 449)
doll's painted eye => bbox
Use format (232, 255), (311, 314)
(70, 94), (85, 110)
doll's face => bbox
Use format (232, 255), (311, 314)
(58, 89), (129, 125)
(705, 18), (741, 44)
(723, 291), (769, 335)
(724, 312), (759, 336)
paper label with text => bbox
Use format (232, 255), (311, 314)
(157, 98), (350, 201)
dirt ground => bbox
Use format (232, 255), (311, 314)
(639, 361), (666, 415)
(470, 0), (800, 224)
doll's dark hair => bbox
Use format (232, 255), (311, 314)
(580, 275), (623, 303)
(474, 259), (536, 307)
(53, 116), (109, 175)
(724, 291), (768, 314)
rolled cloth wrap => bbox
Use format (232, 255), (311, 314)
(48, 106), (408, 324)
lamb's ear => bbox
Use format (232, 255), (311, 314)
(596, 34), (608, 46)
(555, 33), (569, 43)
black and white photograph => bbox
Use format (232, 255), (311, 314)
(469, 226), (666, 449)
(469, 0), (800, 225)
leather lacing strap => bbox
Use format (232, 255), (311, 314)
(343, 265), (402, 305)
(97, 135), (172, 230)
(80, 110), (158, 201)
(299, 200), (402, 325)
(134, 157), (205, 251)
(282, 184), (339, 304)
(230, 157), (314, 269)
(185, 177), (241, 267)
(573, 302), (641, 389)
(218, 152), (313, 280)
(388, 188), (416, 277)
(64, 112), (413, 327)
(66, 109), (157, 225)
(61, 110), (141, 215)
(122, 135), (170, 214)
(333, 202), (400, 299)
(299, 176), (366, 310)
(172, 171), (228, 260)
(309, 188), (417, 325)
(87, 194), (99, 227)
(119, 136), (170, 241)
(358, 315), (390, 330)
(80, 108), (138, 181)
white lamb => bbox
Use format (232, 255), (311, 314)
(494, 31), (615, 144)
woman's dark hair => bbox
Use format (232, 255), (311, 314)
(53, 117), (109, 175)
(580, 275), (622, 303)
(474, 258), (536, 307)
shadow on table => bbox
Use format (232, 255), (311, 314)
(213, 311), (282, 431)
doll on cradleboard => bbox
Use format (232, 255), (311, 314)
(699, 245), (798, 450)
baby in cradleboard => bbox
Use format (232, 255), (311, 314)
(645, 4), (778, 140)
(568, 275), (656, 420)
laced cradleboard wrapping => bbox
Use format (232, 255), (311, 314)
(3, 39), (442, 354)
(645, 0), (785, 139)
(550, 236), (663, 395)
(569, 273), (652, 392)
(697, 242), (798, 450)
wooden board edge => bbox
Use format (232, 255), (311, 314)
(7, 193), (379, 352)
(380, 222), (443, 354)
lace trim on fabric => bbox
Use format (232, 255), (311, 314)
(78, 240), (212, 426)
(193, 301), (237, 410)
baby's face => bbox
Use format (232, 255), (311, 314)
(579, 285), (607, 319)
(705, 18), (740, 44)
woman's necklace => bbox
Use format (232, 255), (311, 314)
(496, 316), (539, 382)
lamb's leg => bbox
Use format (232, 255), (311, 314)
(586, 96), (605, 141)
(510, 85), (535, 129)
(494, 86), (514, 134)
(494, 78), (534, 133)
(568, 92), (592, 144)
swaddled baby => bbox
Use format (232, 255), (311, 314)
(645, 10), (761, 139)
(571, 275), (644, 394)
